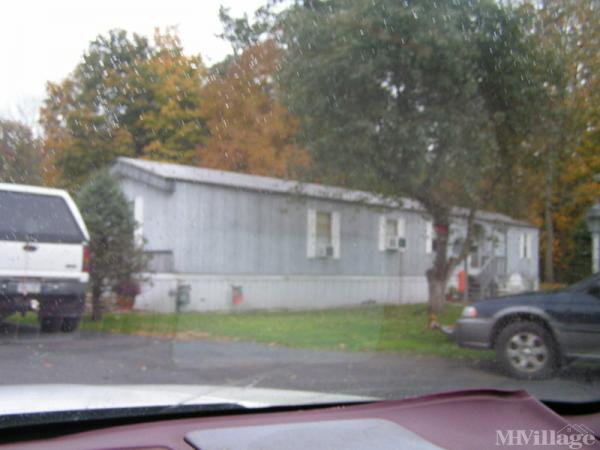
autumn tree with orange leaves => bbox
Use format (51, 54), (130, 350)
(520, 0), (600, 283)
(200, 40), (309, 178)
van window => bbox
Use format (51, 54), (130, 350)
(0, 191), (84, 243)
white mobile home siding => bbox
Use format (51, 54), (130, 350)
(112, 158), (539, 312)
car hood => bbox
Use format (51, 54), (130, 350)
(474, 290), (564, 309)
(0, 384), (374, 416)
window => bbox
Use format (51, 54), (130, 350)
(519, 233), (533, 260)
(493, 230), (506, 257)
(316, 211), (332, 249)
(0, 191), (84, 243)
(378, 216), (406, 251)
(385, 219), (396, 240)
(307, 209), (340, 259)
(425, 221), (437, 254)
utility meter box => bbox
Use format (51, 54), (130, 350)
(176, 284), (191, 311)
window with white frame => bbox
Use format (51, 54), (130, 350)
(378, 216), (406, 251)
(307, 209), (340, 259)
(425, 220), (437, 254)
(519, 233), (533, 260)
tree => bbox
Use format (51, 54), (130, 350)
(533, 0), (600, 283)
(218, 5), (274, 54)
(76, 170), (147, 320)
(276, 0), (550, 319)
(516, 0), (586, 283)
(201, 40), (310, 177)
(553, 118), (600, 280)
(511, 0), (600, 283)
(40, 29), (208, 190)
(563, 218), (593, 284)
(0, 119), (42, 184)
(136, 31), (208, 163)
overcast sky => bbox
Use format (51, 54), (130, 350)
(0, 0), (266, 122)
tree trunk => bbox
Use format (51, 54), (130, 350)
(91, 284), (103, 321)
(543, 145), (555, 283)
(426, 272), (447, 316)
(423, 206), (478, 328)
(425, 211), (453, 327)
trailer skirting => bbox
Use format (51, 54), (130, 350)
(134, 273), (428, 313)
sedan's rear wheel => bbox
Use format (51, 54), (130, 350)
(495, 321), (558, 380)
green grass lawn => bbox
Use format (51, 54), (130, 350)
(9, 303), (492, 360)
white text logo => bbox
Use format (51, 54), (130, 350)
(496, 425), (596, 449)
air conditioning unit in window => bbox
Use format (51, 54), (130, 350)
(386, 237), (407, 251)
(317, 245), (334, 258)
(397, 237), (407, 250)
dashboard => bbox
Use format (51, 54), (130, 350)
(1, 390), (599, 450)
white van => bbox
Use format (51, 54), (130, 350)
(0, 183), (89, 332)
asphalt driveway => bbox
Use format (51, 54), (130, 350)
(0, 322), (599, 402)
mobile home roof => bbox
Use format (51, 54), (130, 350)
(112, 157), (536, 229)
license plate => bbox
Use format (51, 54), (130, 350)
(17, 282), (41, 295)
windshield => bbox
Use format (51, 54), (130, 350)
(1, 0), (600, 424)
(566, 273), (600, 292)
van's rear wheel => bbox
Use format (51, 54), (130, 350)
(61, 317), (81, 332)
(40, 316), (62, 333)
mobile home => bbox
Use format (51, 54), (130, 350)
(111, 157), (539, 312)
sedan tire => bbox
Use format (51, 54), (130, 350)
(495, 321), (559, 380)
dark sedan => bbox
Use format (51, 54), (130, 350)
(454, 273), (600, 379)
